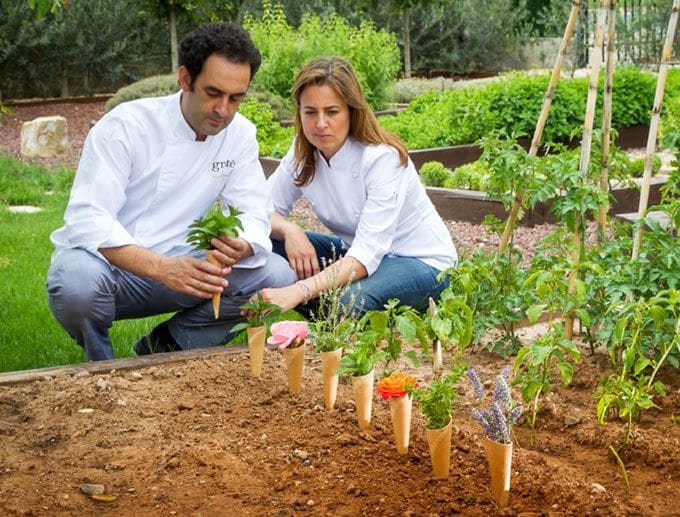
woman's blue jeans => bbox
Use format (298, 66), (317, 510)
(272, 231), (451, 316)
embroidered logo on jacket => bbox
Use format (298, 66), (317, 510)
(211, 160), (236, 177)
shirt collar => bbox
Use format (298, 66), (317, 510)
(316, 137), (355, 168)
(171, 90), (201, 141)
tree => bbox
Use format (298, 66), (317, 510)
(385, 0), (442, 78)
(140, 0), (198, 72)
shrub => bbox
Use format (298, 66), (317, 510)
(244, 2), (400, 109)
(105, 73), (178, 112)
(386, 77), (459, 104)
(418, 161), (451, 187)
(445, 161), (489, 191)
(660, 95), (680, 150)
(238, 98), (293, 158)
(627, 155), (662, 177)
(381, 67), (658, 150)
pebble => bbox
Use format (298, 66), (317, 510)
(95, 378), (109, 391)
(564, 414), (581, 426)
(306, 499), (315, 506)
(128, 372), (143, 381)
(79, 483), (105, 495)
(73, 370), (91, 379)
(293, 449), (308, 460)
(336, 434), (359, 446)
(591, 482), (606, 494)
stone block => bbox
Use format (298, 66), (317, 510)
(20, 115), (68, 158)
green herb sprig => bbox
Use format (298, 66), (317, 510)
(186, 199), (244, 251)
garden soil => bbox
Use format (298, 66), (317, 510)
(0, 339), (678, 516)
(1, 101), (678, 516)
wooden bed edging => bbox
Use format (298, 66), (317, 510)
(0, 345), (246, 386)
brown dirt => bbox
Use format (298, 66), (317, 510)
(0, 342), (678, 516)
(2, 100), (678, 516)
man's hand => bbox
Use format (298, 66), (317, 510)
(284, 228), (320, 280)
(210, 235), (253, 267)
(160, 256), (230, 299)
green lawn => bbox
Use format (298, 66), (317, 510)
(0, 154), (166, 373)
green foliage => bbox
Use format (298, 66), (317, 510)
(513, 324), (581, 435)
(415, 364), (466, 430)
(105, 73), (179, 111)
(186, 201), (243, 251)
(337, 333), (386, 377)
(0, 154), (73, 206)
(359, 298), (423, 368)
(230, 292), (282, 333)
(1, 0), (171, 99)
(418, 161), (451, 187)
(381, 68), (658, 150)
(237, 97), (293, 158)
(244, 1), (401, 109)
(309, 268), (359, 354)
(386, 77), (458, 104)
(444, 161), (488, 191)
(444, 247), (528, 356)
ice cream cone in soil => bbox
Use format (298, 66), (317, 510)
(206, 250), (221, 319)
(351, 369), (375, 430)
(283, 345), (305, 394)
(484, 436), (512, 509)
(425, 417), (452, 478)
(388, 395), (412, 454)
(320, 348), (342, 409)
(247, 326), (266, 378)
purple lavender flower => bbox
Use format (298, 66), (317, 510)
(469, 367), (521, 444)
(467, 368), (484, 400)
(510, 403), (524, 425)
(500, 364), (512, 380)
(493, 375), (511, 412)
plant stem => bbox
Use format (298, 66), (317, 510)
(609, 445), (630, 486)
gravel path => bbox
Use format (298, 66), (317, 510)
(1, 98), (564, 260)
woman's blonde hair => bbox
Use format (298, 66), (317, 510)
(292, 56), (408, 187)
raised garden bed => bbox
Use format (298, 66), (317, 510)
(259, 125), (664, 226)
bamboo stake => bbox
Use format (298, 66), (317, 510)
(597, 0), (618, 236)
(498, 0), (581, 253)
(565, 0), (608, 341)
(632, 0), (680, 259)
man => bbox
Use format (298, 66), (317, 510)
(47, 22), (296, 361)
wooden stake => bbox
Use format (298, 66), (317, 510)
(498, 0), (581, 253)
(598, 0), (619, 235)
(565, 0), (608, 341)
(632, 0), (680, 259)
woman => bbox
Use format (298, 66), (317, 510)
(259, 57), (457, 315)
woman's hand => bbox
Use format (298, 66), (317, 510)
(255, 285), (306, 313)
(284, 228), (320, 280)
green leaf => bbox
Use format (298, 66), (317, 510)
(526, 304), (544, 325)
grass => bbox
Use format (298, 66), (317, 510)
(0, 153), (167, 373)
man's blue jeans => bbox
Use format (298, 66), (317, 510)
(273, 232), (452, 316)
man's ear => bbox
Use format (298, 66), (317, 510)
(178, 65), (191, 92)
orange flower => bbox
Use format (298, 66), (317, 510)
(376, 372), (419, 400)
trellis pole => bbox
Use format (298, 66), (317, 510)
(497, 0), (582, 253)
(564, 0), (609, 341)
(631, 0), (680, 259)
(598, 0), (619, 235)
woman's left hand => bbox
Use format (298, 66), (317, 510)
(250, 285), (305, 314)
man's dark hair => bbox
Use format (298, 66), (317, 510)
(179, 22), (261, 86)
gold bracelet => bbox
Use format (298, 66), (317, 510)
(296, 281), (311, 305)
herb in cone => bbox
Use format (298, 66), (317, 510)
(231, 294), (282, 378)
(186, 199), (243, 319)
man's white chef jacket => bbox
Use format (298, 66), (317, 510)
(51, 91), (271, 269)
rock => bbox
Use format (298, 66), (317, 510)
(79, 483), (105, 495)
(336, 434), (359, 446)
(21, 116), (68, 158)
(128, 372), (143, 381)
(564, 414), (581, 426)
(72, 370), (91, 379)
(590, 483), (606, 494)
(306, 499), (315, 506)
(7, 205), (43, 214)
(292, 449), (308, 461)
(166, 457), (180, 468)
(95, 378), (109, 391)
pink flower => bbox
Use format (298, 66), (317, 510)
(267, 321), (310, 349)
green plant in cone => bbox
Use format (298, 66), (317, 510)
(186, 198), (243, 319)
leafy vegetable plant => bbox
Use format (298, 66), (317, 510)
(230, 292), (282, 335)
(416, 364), (466, 430)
